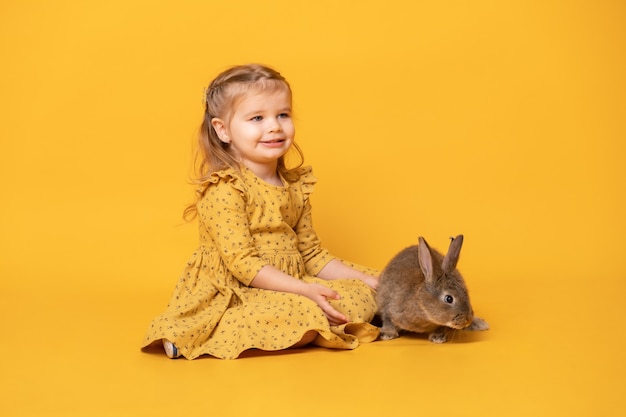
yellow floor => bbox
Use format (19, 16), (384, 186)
(2, 274), (623, 416)
(1, 1), (625, 416)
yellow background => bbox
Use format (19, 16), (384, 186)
(1, 0), (624, 416)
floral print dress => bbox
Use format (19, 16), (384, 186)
(141, 166), (379, 359)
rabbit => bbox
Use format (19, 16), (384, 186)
(376, 235), (489, 343)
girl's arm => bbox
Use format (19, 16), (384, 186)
(250, 265), (348, 325)
(316, 259), (379, 290)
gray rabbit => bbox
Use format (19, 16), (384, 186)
(376, 235), (489, 343)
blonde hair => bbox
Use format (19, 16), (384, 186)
(184, 64), (304, 220)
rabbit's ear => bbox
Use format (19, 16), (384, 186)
(418, 237), (434, 283)
(442, 234), (464, 273)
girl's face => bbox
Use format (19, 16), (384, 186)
(212, 88), (295, 174)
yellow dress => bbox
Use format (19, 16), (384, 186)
(141, 166), (380, 359)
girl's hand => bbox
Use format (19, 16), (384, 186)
(302, 283), (348, 326)
(316, 259), (379, 290)
(249, 265), (349, 325)
(360, 274), (379, 290)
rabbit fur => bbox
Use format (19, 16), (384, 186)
(376, 235), (489, 343)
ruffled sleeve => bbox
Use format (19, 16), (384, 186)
(293, 166), (334, 275)
(196, 168), (266, 286)
(195, 168), (247, 200)
(293, 165), (317, 197)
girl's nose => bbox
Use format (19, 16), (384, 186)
(267, 117), (282, 133)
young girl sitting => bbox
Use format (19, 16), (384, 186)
(141, 64), (380, 359)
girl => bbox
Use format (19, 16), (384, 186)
(141, 64), (380, 359)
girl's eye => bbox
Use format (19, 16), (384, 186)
(250, 116), (263, 121)
(444, 295), (454, 304)
(278, 112), (290, 119)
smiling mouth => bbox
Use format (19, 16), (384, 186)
(260, 139), (287, 146)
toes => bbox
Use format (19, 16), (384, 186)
(379, 331), (399, 340)
(429, 332), (448, 343)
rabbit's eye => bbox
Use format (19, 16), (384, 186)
(444, 295), (454, 304)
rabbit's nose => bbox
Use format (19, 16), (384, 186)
(452, 314), (473, 329)
(458, 313), (473, 328)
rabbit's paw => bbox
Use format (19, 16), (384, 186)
(467, 317), (489, 331)
(379, 329), (399, 340)
(428, 330), (449, 344)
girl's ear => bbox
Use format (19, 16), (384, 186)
(211, 117), (230, 143)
